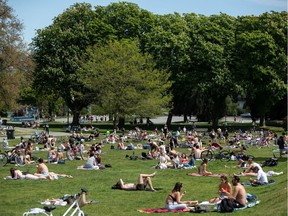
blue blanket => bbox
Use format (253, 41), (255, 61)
(241, 179), (275, 187)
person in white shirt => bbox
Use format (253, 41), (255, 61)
(249, 166), (268, 185)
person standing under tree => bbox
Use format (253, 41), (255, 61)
(277, 133), (286, 157)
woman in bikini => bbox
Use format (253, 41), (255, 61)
(209, 175), (232, 203)
(165, 182), (198, 211)
(10, 168), (47, 180)
(186, 158), (228, 177)
(186, 158), (212, 176)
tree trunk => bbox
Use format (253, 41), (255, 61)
(166, 111), (173, 127)
(146, 117), (151, 126)
(72, 110), (80, 126)
(259, 116), (265, 126)
(118, 117), (125, 128)
(211, 117), (219, 130)
(184, 114), (188, 123)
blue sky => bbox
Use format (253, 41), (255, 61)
(8, 0), (287, 44)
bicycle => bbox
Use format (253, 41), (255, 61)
(0, 146), (26, 166)
(62, 193), (85, 216)
(201, 147), (231, 162)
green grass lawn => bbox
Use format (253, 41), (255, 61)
(0, 129), (287, 216)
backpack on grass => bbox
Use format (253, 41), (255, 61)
(262, 158), (278, 167)
(219, 198), (234, 212)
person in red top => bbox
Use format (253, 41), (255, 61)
(209, 175), (232, 203)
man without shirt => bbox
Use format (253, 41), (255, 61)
(227, 176), (247, 208)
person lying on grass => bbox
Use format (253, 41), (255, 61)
(42, 188), (94, 207)
(9, 167), (47, 180)
(165, 182), (198, 211)
(113, 172), (156, 192)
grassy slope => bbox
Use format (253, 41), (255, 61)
(0, 130), (287, 216)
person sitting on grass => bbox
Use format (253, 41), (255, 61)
(192, 145), (202, 160)
(187, 158), (212, 176)
(113, 172), (157, 192)
(34, 158), (73, 179)
(180, 153), (195, 169)
(79, 152), (99, 169)
(209, 175), (232, 203)
(249, 166), (268, 186)
(187, 158), (228, 177)
(226, 176), (246, 208)
(234, 158), (262, 176)
(165, 182), (198, 211)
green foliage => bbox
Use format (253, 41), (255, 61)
(234, 13), (287, 124)
(0, 0), (34, 112)
(80, 39), (172, 124)
(225, 96), (238, 116)
(32, 3), (116, 125)
(29, 1), (287, 128)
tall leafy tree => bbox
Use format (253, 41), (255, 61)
(0, 0), (34, 113)
(234, 12), (287, 125)
(144, 13), (192, 125)
(32, 3), (115, 125)
(183, 13), (237, 127)
(94, 1), (157, 49)
(79, 39), (172, 127)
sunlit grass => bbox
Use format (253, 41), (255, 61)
(0, 129), (287, 216)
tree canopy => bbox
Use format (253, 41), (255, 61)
(80, 39), (172, 127)
(0, 0), (34, 113)
(26, 1), (287, 127)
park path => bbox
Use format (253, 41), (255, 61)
(1, 127), (71, 142)
(1, 115), (253, 142)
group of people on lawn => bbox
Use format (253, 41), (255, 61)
(113, 172), (247, 211)
(7, 125), (286, 212)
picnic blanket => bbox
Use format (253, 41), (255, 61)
(234, 200), (261, 211)
(3, 176), (48, 180)
(139, 201), (261, 214)
(40, 200), (68, 206)
(241, 179), (275, 187)
(77, 166), (100, 170)
(138, 208), (189, 213)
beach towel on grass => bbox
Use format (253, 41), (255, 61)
(4, 176), (65, 180)
(77, 166), (100, 170)
(138, 208), (189, 213)
(40, 200), (68, 206)
(241, 179), (275, 187)
(233, 200), (261, 211)
(3, 176), (48, 180)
